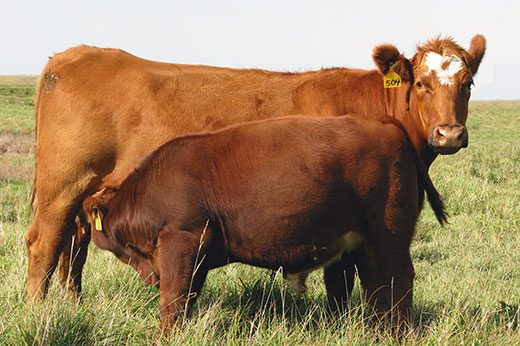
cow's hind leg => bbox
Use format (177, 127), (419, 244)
(58, 232), (73, 290)
(323, 251), (355, 314)
(58, 214), (91, 298)
(26, 202), (79, 301)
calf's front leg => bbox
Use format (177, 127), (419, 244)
(156, 227), (210, 333)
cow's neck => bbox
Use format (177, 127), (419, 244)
(296, 69), (436, 168)
(380, 78), (436, 169)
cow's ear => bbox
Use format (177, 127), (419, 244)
(467, 34), (486, 76)
(372, 44), (413, 83)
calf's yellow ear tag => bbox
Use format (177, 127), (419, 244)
(383, 67), (402, 88)
(95, 209), (103, 231)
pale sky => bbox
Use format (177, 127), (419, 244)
(1, 0), (518, 100)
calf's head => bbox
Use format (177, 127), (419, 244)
(372, 35), (486, 157)
(82, 188), (160, 287)
(82, 188), (118, 253)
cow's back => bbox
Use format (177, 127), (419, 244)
(35, 46), (339, 197)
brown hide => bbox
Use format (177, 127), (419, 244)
(82, 114), (446, 332)
(26, 35), (483, 301)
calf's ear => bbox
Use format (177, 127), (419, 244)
(82, 195), (106, 231)
(467, 34), (486, 76)
(372, 44), (413, 83)
(82, 187), (116, 231)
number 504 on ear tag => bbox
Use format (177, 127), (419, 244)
(383, 70), (402, 88)
(95, 209), (103, 231)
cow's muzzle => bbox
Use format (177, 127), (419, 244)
(429, 124), (468, 155)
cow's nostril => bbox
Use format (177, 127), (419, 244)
(435, 127), (446, 140)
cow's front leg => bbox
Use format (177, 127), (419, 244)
(156, 226), (211, 333)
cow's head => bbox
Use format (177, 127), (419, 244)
(373, 35), (486, 159)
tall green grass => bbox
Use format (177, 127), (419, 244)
(0, 76), (519, 344)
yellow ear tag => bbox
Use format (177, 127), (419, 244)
(95, 209), (103, 231)
(383, 70), (402, 88)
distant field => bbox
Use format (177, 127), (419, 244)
(0, 75), (38, 135)
(0, 76), (519, 345)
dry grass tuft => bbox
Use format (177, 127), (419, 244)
(0, 134), (34, 154)
(0, 134), (34, 182)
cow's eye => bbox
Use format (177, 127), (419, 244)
(416, 81), (423, 88)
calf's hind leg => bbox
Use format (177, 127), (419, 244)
(323, 251), (356, 313)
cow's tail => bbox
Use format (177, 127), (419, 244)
(413, 148), (448, 226)
(30, 68), (47, 218)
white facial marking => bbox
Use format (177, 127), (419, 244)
(424, 52), (464, 85)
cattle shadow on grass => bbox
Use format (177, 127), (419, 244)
(182, 265), (396, 336)
(191, 266), (350, 330)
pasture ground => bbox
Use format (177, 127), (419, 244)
(0, 76), (519, 345)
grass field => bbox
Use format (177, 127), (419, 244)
(0, 76), (519, 345)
